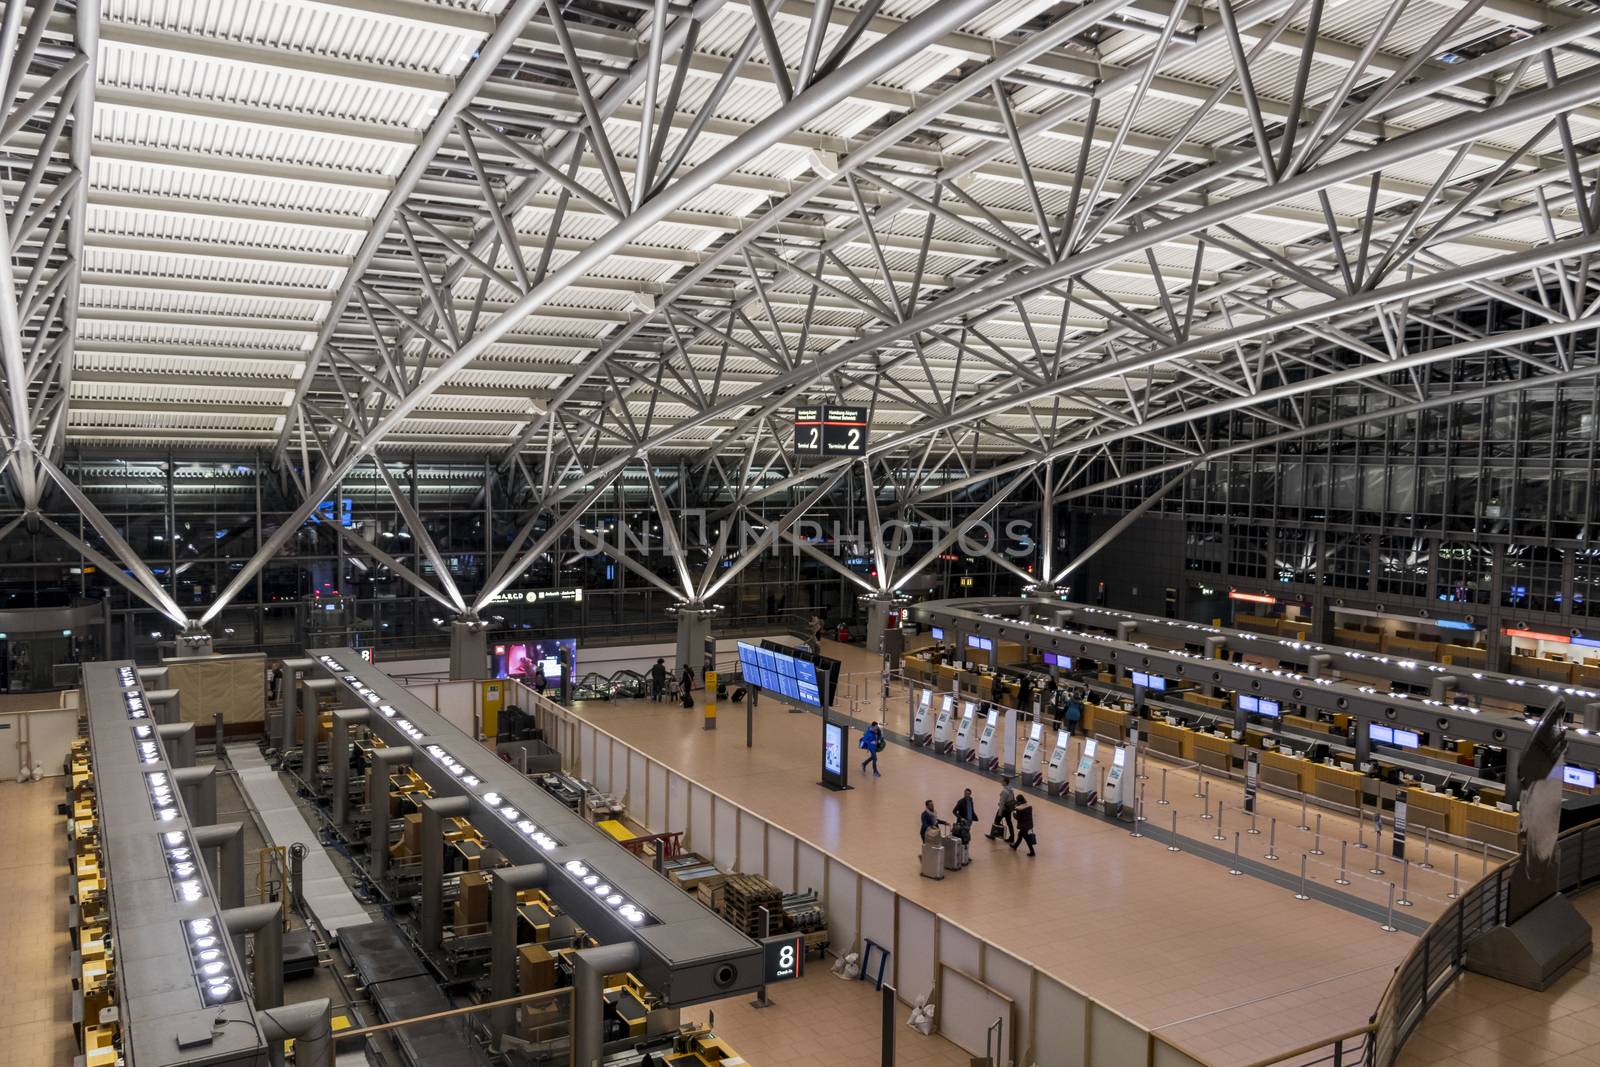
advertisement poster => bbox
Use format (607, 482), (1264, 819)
(821, 719), (849, 790)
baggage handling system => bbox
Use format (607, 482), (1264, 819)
(931, 694), (956, 751)
(1020, 722), (1047, 785)
(976, 707), (1003, 771)
(911, 688), (935, 744)
(1073, 737), (1100, 805)
(307, 650), (765, 1010)
(953, 700), (980, 762)
(78, 662), (277, 1067)
(1046, 730), (1074, 794)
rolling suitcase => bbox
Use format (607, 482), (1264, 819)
(944, 837), (968, 870)
(920, 840), (945, 880)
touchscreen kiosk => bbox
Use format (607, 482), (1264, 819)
(1073, 737), (1099, 804)
(912, 688), (935, 743)
(954, 700), (979, 760)
(1103, 743), (1133, 815)
(1046, 730), (1073, 794)
(1021, 722), (1046, 784)
(932, 694), (956, 751)
(977, 708), (1002, 770)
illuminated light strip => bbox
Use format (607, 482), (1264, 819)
(146, 770), (181, 822)
(185, 916), (238, 1005)
(117, 665), (138, 688)
(162, 830), (206, 903)
(563, 859), (652, 926)
(1504, 628), (1570, 643)
(394, 718), (424, 741)
(1228, 591), (1277, 605)
(480, 790), (559, 851)
(125, 690), (147, 719)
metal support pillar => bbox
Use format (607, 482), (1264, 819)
(259, 999), (332, 1067)
(675, 609), (713, 683)
(491, 863), (549, 1036)
(330, 709), (369, 828)
(573, 942), (640, 1067)
(278, 657), (314, 754)
(1308, 654), (1333, 679)
(223, 903), (284, 1025)
(147, 688), (179, 726)
(157, 722), (196, 768)
(449, 617), (488, 681)
(367, 746), (413, 885)
(1431, 675), (1458, 700)
(172, 765), (217, 828)
(421, 796), (472, 952)
(192, 821), (246, 922)
(301, 677), (335, 782)
(1506, 745), (1522, 806)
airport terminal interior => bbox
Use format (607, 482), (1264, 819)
(9, 1), (1600, 1065)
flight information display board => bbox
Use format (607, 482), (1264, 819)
(793, 405), (868, 457)
(736, 640), (840, 707)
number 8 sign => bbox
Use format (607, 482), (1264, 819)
(762, 933), (805, 983)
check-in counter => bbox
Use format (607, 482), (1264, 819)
(1283, 713), (1339, 737)
(1511, 654), (1573, 684)
(1144, 719), (1194, 761)
(936, 663), (959, 690)
(1261, 749), (1311, 793)
(1335, 626), (1383, 651)
(902, 654), (937, 685)
(1574, 663), (1600, 690)
(1418, 744), (1471, 767)
(1455, 799), (1519, 850)
(1086, 702), (1129, 738)
(1311, 763), (1364, 809)
(1384, 634), (1440, 660)
(1402, 788), (1452, 834)
(1191, 731), (1233, 774)
(1184, 691), (1227, 712)
(994, 640), (1024, 666)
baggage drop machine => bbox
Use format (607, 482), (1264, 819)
(976, 708), (1002, 770)
(1020, 722), (1046, 785)
(1072, 737), (1099, 805)
(932, 695), (956, 752)
(953, 701), (980, 762)
(911, 688), (936, 745)
(1045, 730), (1073, 794)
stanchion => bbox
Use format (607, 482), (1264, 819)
(1368, 828), (1387, 876)
(1265, 818), (1279, 861)
(1298, 794), (1310, 832)
(1229, 833), (1243, 876)
(1419, 827), (1433, 870)
(1335, 841), (1351, 886)
(1381, 884), (1398, 932)
(1199, 782), (1213, 819)
(1448, 854), (1460, 899)
(1295, 855), (1311, 900)
(1167, 811), (1181, 852)
(1212, 801), (1225, 841)
(1398, 859), (1413, 907)
(1137, 748), (1148, 781)
(1194, 767), (1205, 799)
(1158, 768), (1169, 806)
(1357, 816), (1367, 851)
(1309, 814), (1324, 856)
(1130, 792), (1144, 839)
(1247, 806), (1260, 835)
(1481, 839), (1490, 878)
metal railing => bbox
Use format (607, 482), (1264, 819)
(1248, 817), (1600, 1067)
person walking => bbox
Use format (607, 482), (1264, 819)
(680, 665), (695, 708)
(1016, 673), (1033, 716)
(985, 777), (1017, 843)
(1010, 795), (1037, 857)
(1065, 689), (1084, 736)
(533, 663), (547, 697)
(859, 721), (884, 777)
(268, 664), (283, 704)
(649, 658), (667, 702)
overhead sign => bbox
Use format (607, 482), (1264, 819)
(794, 405), (868, 456)
(488, 587), (584, 606)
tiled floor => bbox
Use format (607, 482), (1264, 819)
(0, 779), (78, 1066)
(1395, 892), (1600, 1067)
(564, 641), (1418, 1066)
(683, 966), (970, 1066)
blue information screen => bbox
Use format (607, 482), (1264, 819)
(738, 641), (823, 707)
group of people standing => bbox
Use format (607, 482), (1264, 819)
(920, 777), (1037, 858)
(647, 658), (698, 708)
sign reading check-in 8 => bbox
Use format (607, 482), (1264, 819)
(761, 932), (805, 983)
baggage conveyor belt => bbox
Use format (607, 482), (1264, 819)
(340, 922), (493, 1067)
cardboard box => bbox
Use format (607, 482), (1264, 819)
(517, 943), (556, 995)
(457, 871), (489, 927)
(400, 813), (422, 855)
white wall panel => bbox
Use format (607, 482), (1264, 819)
(614, 744), (632, 802)
(738, 811), (765, 876)
(1033, 976), (1087, 1067)
(938, 964), (1012, 1064)
(712, 797), (739, 870)
(666, 771), (690, 835)
(858, 879), (896, 988)
(646, 761), (668, 833)
(983, 949), (1034, 1065)
(1089, 1003), (1147, 1067)
(689, 785), (714, 856)
(628, 751), (647, 811)
(592, 735), (612, 792)
(825, 860), (859, 956)
(939, 921), (981, 978)
(767, 828), (797, 890)
(796, 840), (826, 900)
(895, 901), (937, 1004)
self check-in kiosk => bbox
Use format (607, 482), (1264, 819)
(976, 708), (1002, 770)
(1103, 743), (1134, 816)
(912, 688), (935, 744)
(1046, 731), (1073, 794)
(954, 700), (979, 761)
(1073, 737), (1099, 805)
(932, 695), (956, 752)
(1020, 722), (1046, 784)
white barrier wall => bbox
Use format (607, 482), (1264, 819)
(522, 684), (1211, 1067)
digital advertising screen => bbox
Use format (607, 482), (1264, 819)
(492, 638), (577, 682)
(821, 719), (848, 790)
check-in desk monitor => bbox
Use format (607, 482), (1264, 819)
(933, 695), (956, 751)
(912, 688), (935, 742)
(1021, 722), (1046, 782)
(1074, 737), (1099, 802)
(954, 700), (979, 758)
(1047, 730), (1073, 793)
(977, 708), (1001, 768)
